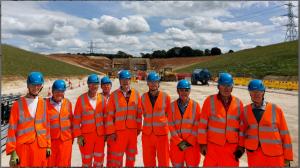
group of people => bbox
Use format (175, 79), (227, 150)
(6, 70), (293, 167)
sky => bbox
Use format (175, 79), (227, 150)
(2, 1), (299, 56)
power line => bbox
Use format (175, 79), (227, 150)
(283, 1), (298, 41)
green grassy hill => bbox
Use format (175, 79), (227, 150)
(2, 44), (94, 77)
(176, 40), (298, 79)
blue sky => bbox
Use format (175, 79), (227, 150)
(2, 1), (298, 56)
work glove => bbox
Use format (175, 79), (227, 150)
(233, 146), (245, 161)
(284, 160), (291, 167)
(46, 148), (51, 158)
(200, 144), (207, 156)
(9, 150), (19, 167)
(107, 133), (117, 141)
(77, 135), (85, 147)
(177, 140), (192, 151)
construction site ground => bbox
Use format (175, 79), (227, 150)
(1, 77), (298, 167)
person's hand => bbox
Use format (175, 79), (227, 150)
(46, 148), (51, 158)
(200, 144), (207, 156)
(177, 141), (191, 151)
(233, 146), (245, 161)
(9, 151), (19, 167)
(77, 135), (85, 147)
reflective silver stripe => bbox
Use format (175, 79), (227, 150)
(106, 121), (114, 126)
(182, 119), (194, 124)
(174, 120), (181, 125)
(173, 162), (184, 167)
(227, 114), (239, 120)
(194, 121), (199, 125)
(46, 134), (51, 139)
(108, 160), (122, 165)
(18, 99), (34, 124)
(83, 111), (94, 116)
(107, 111), (115, 116)
(108, 151), (123, 157)
(259, 126), (278, 132)
(96, 122), (104, 127)
(141, 94), (146, 113)
(82, 119), (95, 124)
(180, 129), (192, 134)
(136, 118), (142, 123)
(283, 144), (292, 149)
(126, 156), (135, 161)
(127, 115), (137, 120)
(152, 111), (165, 117)
(239, 132), (244, 136)
(82, 154), (93, 159)
(50, 114), (59, 120)
(7, 137), (16, 143)
(9, 124), (17, 130)
(168, 122), (174, 126)
(50, 123), (60, 129)
(61, 126), (70, 131)
(73, 125), (80, 129)
(191, 130), (197, 136)
(244, 106), (248, 123)
(17, 126), (35, 136)
(37, 129), (46, 135)
(227, 126), (239, 132)
(81, 95), (86, 112)
(95, 113), (103, 118)
(82, 164), (90, 167)
(247, 135), (258, 139)
(249, 124), (258, 129)
(35, 119), (45, 124)
(272, 104), (276, 126)
(101, 94), (105, 111)
(127, 149), (136, 153)
(74, 115), (81, 119)
(94, 152), (104, 157)
(60, 116), (69, 121)
(93, 161), (103, 166)
(210, 116), (226, 123)
(260, 139), (282, 144)
(280, 130), (289, 135)
(200, 119), (208, 125)
(144, 122), (167, 127)
(115, 116), (126, 121)
(135, 90), (139, 105)
(191, 100), (197, 122)
(210, 96), (215, 115)
(208, 126), (225, 133)
(198, 128), (207, 134)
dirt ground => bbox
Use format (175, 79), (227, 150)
(1, 77), (298, 167)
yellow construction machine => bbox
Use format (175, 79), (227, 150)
(159, 67), (178, 81)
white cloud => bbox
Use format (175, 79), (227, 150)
(91, 15), (150, 35)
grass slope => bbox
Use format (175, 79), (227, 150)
(176, 40), (298, 79)
(2, 44), (94, 77)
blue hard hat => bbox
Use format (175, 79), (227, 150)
(87, 74), (100, 84)
(177, 79), (191, 89)
(218, 73), (233, 86)
(27, 71), (44, 85)
(52, 79), (66, 91)
(101, 76), (112, 85)
(248, 79), (265, 91)
(147, 72), (160, 82)
(119, 70), (131, 79)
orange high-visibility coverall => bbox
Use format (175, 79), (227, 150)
(141, 91), (171, 167)
(73, 93), (106, 167)
(105, 88), (142, 167)
(168, 99), (201, 167)
(46, 98), (73, 167)
(198, 95), (244, 166)
(242, 103), (293, 166)
(6, 97), (51, 166)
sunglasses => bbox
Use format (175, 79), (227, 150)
(178, 88), (190, 92)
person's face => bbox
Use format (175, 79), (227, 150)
(147, 81), (159, 92)
(27, 84), (43, 96)
(101, 83), (112, 94)
(88, 83), (99, 94)
(177, 88), (191, 102)
(119, 78), (131, 90)
(218, 85), (233, 97)
(250, 90), (264, 104)
(52, 90), (65, 102)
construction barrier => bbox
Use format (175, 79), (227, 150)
(233, 77), (298, 91)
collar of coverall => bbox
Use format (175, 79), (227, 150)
(251, 100), (267, 111)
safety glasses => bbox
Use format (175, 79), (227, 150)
(178, 88), (190, 92)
